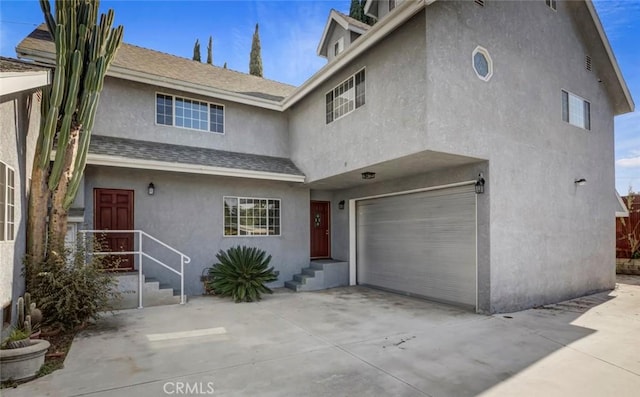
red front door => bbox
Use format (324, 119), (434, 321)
(94, 188), (134, 270)
(310, 201), (330, 258)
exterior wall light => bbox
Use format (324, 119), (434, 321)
(475, 173), (485, 194)
(361, 172), (376, 180)
(574, 178), (587, 186)
(338, 200), (345, 210)
(147, 182), (155, 195)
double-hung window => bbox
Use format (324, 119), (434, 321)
(156, 93), (224, 134)
(0, 162), (15, 241)
(326, 69), (365, 124)
(224, 197), (281, 236)
(562, 90), (590, 130)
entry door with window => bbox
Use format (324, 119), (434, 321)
(310, 201), (330, 258)
(94, 189), (134, 270)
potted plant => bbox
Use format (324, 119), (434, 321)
(0, 294), (50, 382)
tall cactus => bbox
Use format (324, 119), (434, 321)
(27, 0), (123, 265)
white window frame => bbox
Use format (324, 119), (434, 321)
(325, 68), (366, 124)
(334, 37), (344, 57)
(223, 196), (281, 237)
(155, 92), (225, 134)
(472, 46), (493, 82)
(0, 161), (15, 242)
(562, 90), (591, 130)
(545, 0), (557, 11)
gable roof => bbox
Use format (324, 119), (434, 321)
(80, 135), (305, 182)
(16, 25), (295, 110)
(0, 56), (51, 96)
(317, 9), (371, 58)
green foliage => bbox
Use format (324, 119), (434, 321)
(15, 293), (43, 335)
(249, 23), (263, 77)
(208, 246), (278, 302)
(349, 0), (375, 26)
(193, 39), (201, 62)
(38, 0), (124, 209)
(206, 35), (213, 65)
(1, 328), (30, 349)
(223, 62), (227, 69)
(26, 237), (119, 331)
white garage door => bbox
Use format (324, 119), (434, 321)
(356, 184), (477, 307)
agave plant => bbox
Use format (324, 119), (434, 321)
(208, 246), (279, 302)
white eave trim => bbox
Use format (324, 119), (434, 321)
(0, 70), (50, 96)
(17, 49), (284, 111)
(585, 0), (634, 113)
(83, 153), (305, 183)
(285, 0), (428, 110)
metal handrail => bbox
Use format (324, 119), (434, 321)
(79, 230), (190, 308)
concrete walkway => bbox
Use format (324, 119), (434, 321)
(3, 279), (640, 397)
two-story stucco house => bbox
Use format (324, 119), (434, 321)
(14, 0), (634, 313)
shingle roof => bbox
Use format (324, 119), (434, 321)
(88, 135), (304, 176)
(333, 10), (372, 32)
(0, 56), (49, 72)
(17, 25), (296, 102)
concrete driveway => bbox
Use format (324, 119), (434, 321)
(4, 280), (640, 397)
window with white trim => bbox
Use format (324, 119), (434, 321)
(562, 90), (590, 130)
(334, 38), (344, 57)
(0, 162), (15, 241)
(156, 93), (224, 133)
(326, 69), (365, 124)
(224, 197), (281, 236)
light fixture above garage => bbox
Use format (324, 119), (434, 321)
(475, 173), (485, 194)
(361, 172), (376, 180)
(147, 182), (155, 195)
(338, 200), (345, 210)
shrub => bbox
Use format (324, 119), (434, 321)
(25, 236), (120, 331)
(208, 246), (279, 302)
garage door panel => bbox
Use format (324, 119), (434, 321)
(356, 185), (476, 307)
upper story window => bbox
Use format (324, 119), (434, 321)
(224, 196), (281, 236)
(562, 90), (591, 130)
(389, 0), (396, 11)
(545, 0), (557, 11)
(156, 93), (224, 134)
(472, 46), (493, 82)
(326, 68), (365, 124)
(334, 38), (344, 57)
(0, 162), (15, 242)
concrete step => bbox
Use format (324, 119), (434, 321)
(111, 273), (183, 309)
(293, 274), (312, 283)
(285, 280), (302, 292)
(302, 268), (321, 277)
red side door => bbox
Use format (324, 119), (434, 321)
(94, 188), (134, 270)
(310, 201), (330, 258)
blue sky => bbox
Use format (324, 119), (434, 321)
(1, 0), (638, 192)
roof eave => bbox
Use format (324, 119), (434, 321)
(16, 47), (286, 111)
(584, 0), (634, 114)
(0, 70), (51, 96)
(52, 150), (306, 183)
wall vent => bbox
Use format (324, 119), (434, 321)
(585, 55), (592, 71)
(474, 0), (485, 7)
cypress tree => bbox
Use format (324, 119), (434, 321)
(206, 36), (213, 65)
(249, 23), (263, 77)
(193, 39), (201, 62)
(223, 62), (227, 69)
(349, 0), (363, 21)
